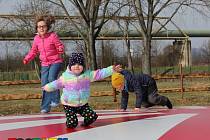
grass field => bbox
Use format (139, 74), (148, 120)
(1, 79), (210, 116)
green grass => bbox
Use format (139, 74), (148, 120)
(151, 65), (210, 74)
(0, 84), (41, 94)
(1, 79), (210, 116)
(0, 71), (38, 81)
(1, 65), (210, 81)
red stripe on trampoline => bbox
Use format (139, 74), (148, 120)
(159, 109), (210, 140)
(0, 112), (145, 124)
(0, 113), (164, 139)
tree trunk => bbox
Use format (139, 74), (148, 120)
(88, 37), (97, 70)
(34, 58), (41, 80)
(126, 39), (134, 73)
(85, 40), (91, 70)
(88, 23), (97, 70)
(124, 20), (134, 73)
(142, 37), (152, 75)
(101, 40), (105, 68)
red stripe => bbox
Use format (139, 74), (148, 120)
(159, 108), (210, 140)
(0, 113), (164, 140)
(0, 112), (143, 124)
(2, 107), (208, 140)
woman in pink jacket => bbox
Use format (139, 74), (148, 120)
(23, 15), (64, 114)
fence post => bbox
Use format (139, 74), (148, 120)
(113, 87), (117, 102)
(180, 64), (184, 98)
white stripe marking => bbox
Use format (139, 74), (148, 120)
(178, 106), (207, 109)
(0, 113), (163, 131)
(0, 114), (65, 120)
(0, 111), (145, 121)
(56, 114), (196, 140)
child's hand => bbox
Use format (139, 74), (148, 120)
(113, 65), (122, 72)
(42, 86), (46, 91)
(133, 108), (141, 112)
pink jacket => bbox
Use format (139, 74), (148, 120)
(24, 32), (64, 66)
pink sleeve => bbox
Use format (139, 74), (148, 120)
(52, 32), (64, 54)
(24, 39), (38, 62)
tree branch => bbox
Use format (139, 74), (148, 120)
(58, 0), (87, 40)
(153, 1), (184, 35)
(132, 0), (147, 36)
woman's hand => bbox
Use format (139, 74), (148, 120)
(57, 47), (64, 54)
(22, 59), (28, 65)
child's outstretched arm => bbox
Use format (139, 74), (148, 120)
(89, 65), (122, 82)
(42, 76), (64, 92)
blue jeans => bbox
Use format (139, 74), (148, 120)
(41, 63), (62, 112)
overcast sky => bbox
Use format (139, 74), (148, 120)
(1, 0), (210, 49)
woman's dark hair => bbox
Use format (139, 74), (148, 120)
(35, 15), (55, 32)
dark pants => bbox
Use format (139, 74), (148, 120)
(121, 90), (129, 110)
(144, 78), (169, 107)
(63, 103), (98, 128)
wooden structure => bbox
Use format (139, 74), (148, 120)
(1, 72), (210, 101)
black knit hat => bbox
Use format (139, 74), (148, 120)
(69, 53), (85, 67)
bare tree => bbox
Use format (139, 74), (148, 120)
(99, 40), (115, 67)
(46, 0), (125, 69)
(151, 40), (161, 68)
(131, 0), (210, 74)
(115, 18), (134, 72)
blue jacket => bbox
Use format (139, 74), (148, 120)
(120, 70), (154, 108)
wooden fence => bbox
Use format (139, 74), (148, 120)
(0, 72), (210, 101)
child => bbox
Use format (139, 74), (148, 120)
(23, 15), (64, 114)
(112, 70), (172, 112)
(43, 53), (122, 128)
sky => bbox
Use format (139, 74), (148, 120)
(1, 0), (210, 49)
(172, 7), (210, 48)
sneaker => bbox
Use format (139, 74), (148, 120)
(50, 102), (59, 107)
(166, 99), (173, 109)
(40, 109), (49, 114)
